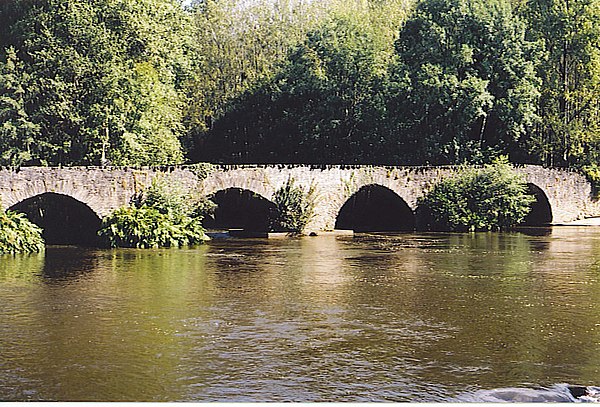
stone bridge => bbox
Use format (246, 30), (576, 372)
(0, 164), (598, 239)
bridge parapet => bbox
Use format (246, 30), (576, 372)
(0, 166), (201, 218)
(0, 164), (598, 232)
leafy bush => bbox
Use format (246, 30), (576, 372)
(270, 178), (317, 234)
(98, 206), (208, 249)
(134, 176), (216, 221)
(0, 210), (45, 254)
(418, 158), (534, 232)
(581, 164), (600, 197)
(191, 197), (217, 223)
(138, 179), (193, 218)
(99, 177), (211, 248)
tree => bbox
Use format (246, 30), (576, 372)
(185, 0), (330, 150)
(0, 0), (193, 166)
(389, 0), (540, 165)
(109, 61), (185, 166)
(522, 0), (600, 167)
(0, 47), (39, 166)
(199, 12), (394, 163)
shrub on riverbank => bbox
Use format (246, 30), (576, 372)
(269, 178), (317, 234)
(0, 209), (45, 254)
(99, 178), (211, 248)
(418, 158), (534, 232)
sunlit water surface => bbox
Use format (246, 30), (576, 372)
(1, 227), (600, 401)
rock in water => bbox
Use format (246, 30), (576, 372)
(569, 385), (600, 402)
(454, 383), (600, 402)
(569, 386), (588, 399)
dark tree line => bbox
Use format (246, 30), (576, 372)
(196, 0), (599, 169)
(0, 0), (598, 171)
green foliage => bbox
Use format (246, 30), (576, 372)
(0, 47), (39, 166)
(136, 176), (216, 221)
(522, 0), (600, 167)
(418, 158), (535, 231)
(390, 0), (541, 164)
(98, 206), (208, 249)
(1, 0), (598, 170)
(0, 209), (45, 254)
(192, 197), (218, 223)
(0, 0), (191, 166)
(185, 0), (330, 141)
(269, 177), (317, 234)
(99, 178), (211, 248)
(137, 177), (195, 219)
(581, 164), (600, 196)
(187, 162), (215, 181)
(200, 11), (394, 163)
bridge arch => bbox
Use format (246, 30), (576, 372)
(9, 192), (102, 246)
(335, 184), (416, 232)
(203, 188), (276, 232)
(201, 169), (277, 203)
(522, 183), (553, 226)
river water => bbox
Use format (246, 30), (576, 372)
(1, 227), (600, 402)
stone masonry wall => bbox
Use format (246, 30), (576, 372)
(1, 165), (598, 232)
(0, 166), (200, 218)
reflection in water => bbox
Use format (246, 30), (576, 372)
(0, 252), (44, 282)
(0, 228), (600, 401)
(41, 247), (99, 282)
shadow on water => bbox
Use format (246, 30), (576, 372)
(0, 247), (99, 283)
(41, 247), (100, 282)
(512, 226), (553, 251)
(513, 226), (553, 237)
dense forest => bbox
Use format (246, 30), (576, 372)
(0, 0), (598, 170)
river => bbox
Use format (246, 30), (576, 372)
(1, 227), (600, 401)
